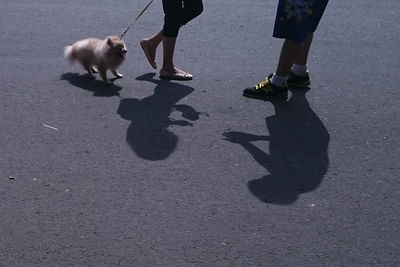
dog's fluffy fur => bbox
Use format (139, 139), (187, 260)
(64, 36), (127, 84)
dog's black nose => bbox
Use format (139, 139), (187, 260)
(122, 49), (127, 54)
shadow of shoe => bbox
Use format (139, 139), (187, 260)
(224, 88), (330, 204)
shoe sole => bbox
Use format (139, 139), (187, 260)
(160, 75), (193, 81)
(287, 81), (311, 88)
(159, 68), (193, 81)
(243, 92), (287, 102)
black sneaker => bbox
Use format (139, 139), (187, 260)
(243, 75), (288, 101)
(287, 70), (310, 88)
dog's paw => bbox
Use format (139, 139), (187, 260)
(91, 66), (99, 73)
(113, 72), (124, 78)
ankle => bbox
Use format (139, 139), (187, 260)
(270, 73), (288, 87)
(162, 65), (175, 72)
(291, 64), (308, 76)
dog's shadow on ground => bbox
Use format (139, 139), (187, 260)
(61, 72), (122, 97)
(117, 73), (203, 160)
(224, 88), (330, 205)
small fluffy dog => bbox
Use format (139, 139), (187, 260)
(64, 36), (127, 84)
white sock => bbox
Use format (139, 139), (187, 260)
(291, 64), (308, 76)
(270, 73), (288, 87)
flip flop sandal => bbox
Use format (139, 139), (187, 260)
(140, 40), (157, 69)
(159, 68), (193, 81)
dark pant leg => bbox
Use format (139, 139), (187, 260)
(181, 0), (203, 25)
(162, 0), (183, 37)
(162, 0), (203, 37)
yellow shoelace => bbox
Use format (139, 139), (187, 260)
(255, 77), (271, 90)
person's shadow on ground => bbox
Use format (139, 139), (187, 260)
(224, 88), (330, 204)
(117, 73), (202, 161)
(60, 72), (122, 97)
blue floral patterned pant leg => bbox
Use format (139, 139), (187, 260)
(273, 0), (329, 43)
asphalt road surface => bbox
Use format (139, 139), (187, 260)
(1, 0), (399, 266)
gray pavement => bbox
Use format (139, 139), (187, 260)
(1, 0), (399, 266)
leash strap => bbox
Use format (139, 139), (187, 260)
(121, 0), (154, 38)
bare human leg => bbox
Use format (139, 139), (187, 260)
(275, 39), (304, 77)
(160, 35), (192, 80)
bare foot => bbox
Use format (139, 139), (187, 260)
(140, 39), (157, 69)
(111, 69), (123, 78)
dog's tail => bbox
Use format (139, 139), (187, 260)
(64, 45), (76, 64)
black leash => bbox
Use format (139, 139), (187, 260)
(120, 0), (154, 39)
